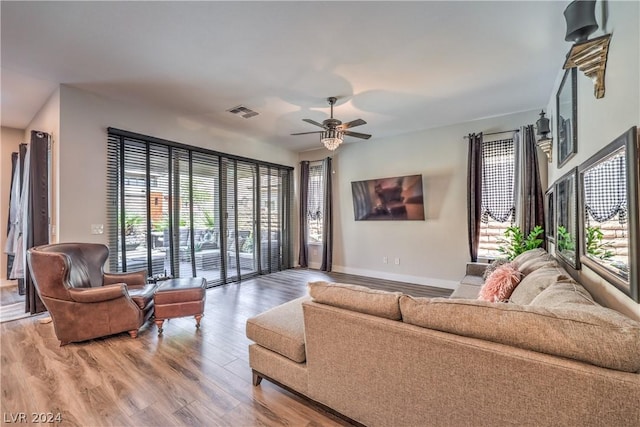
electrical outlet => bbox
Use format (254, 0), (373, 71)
(91, 224), (104, 235)
(394, 257), (400, 265)
(383, 256), (388, 264)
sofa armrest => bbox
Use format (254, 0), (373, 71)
(68, 283), (127, 303)
(465, 262), (489, 277)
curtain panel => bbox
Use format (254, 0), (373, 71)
(481, 138), (516, 223)
(6, 152), (19, 280)
(467, 133), (483, 262)
(521, 125), (546, 242)
(320, 157), (333, 272)
(298, 161), (310, 267)
(25, 131), (49, 314)
(584, 153), (627, 224)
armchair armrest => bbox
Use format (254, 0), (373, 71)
(68, 283), (128, 303)
(104, 270), (148, 287)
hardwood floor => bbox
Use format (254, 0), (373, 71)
(0, 282), (30, 323)
(0, 269), (452, 426)
(1, 282), (23, 305)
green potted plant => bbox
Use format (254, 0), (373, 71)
(497, 225), (544, 261)
(585, 225), (614, 260)
(556, 225), (575, 253)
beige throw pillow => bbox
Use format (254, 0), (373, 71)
(509, 266), (574, 305)
(512, 248), (549, 265)
(516, 255), (558, 276)
(308, 281), (402, 320)
(530, 281), (595, 307)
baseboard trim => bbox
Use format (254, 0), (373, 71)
(0, 279), (18, 288)
(331, 265), (459, 290)
(308, 261), (322, 270)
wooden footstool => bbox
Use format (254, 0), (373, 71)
(153, 277), (206, 335)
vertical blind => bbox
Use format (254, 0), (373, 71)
(107, 129), (293, 286)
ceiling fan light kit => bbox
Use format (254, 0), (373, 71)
(291, 96), (371, 151)
(321, 129), (344, 151)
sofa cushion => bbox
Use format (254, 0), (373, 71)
(246, 296), (309, 363)
(399, 296), (640, 372)
(509, 266), (574, 305)
(530, 281), (595, 307)
(308, 281), (402, 320)
(516, 254), (558, 276)
(512, 248), (548, 265)
(478, 262), (522, 302)
(450, 282), (481, 299)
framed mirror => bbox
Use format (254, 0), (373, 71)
(578, 126), (639, 302)
(556, 68), (577, 168)
(555, 167), (580, 269)
(545, 187), (555, 243)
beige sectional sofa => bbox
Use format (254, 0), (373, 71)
(246, 249), (640, 426)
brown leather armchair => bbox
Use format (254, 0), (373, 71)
(27, 243), (157, 345)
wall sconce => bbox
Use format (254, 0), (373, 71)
(562, 0), (611, 99)
(536, 110), (553, 163)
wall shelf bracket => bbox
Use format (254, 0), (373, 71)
(563, 34), (612, 99)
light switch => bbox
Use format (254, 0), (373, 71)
(91, 224), (104, 235)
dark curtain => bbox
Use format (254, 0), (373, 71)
(6, 153), (18, 280)
(298, 161), (310, 267)
(521, 125), (546, 245)
(16, 144), (27, 295)
(25, 131), (49, 315)
(467, 133), (483, 262)
(320, 157), (333, 272)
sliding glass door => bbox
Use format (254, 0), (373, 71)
(224, 159), (258, 281)
(107, 130), (292, 286)
(191, 152), (222, 282)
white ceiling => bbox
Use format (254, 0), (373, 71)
(1, 1), (571, 152)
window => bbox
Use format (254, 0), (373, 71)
(478, 138), (516, 258)
(307, 162), (324, 243)
(107, 129), (293, 285)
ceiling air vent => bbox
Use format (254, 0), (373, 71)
(227, 105), (259, 119)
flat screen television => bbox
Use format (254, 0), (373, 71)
(351, 174), (425, 221)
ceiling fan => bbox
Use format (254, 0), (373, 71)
(291, 97), (371, 150)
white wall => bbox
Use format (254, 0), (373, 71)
(54, 85), (298, 244)
(302, 110), (539, 289)
(1, 126), (25, 283)
(545, 0), (639, 319)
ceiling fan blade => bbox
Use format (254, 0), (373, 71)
(291, 131), (323, 136)
(302, 118), (326, 128)
(340, 118), (366, 130)
(343, 130), (371, 140)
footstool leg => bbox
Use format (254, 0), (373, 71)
(155, 319), (165, 335)
(195, 314), (203, 328)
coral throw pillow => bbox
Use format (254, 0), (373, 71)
(478, 262), (522, 303)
